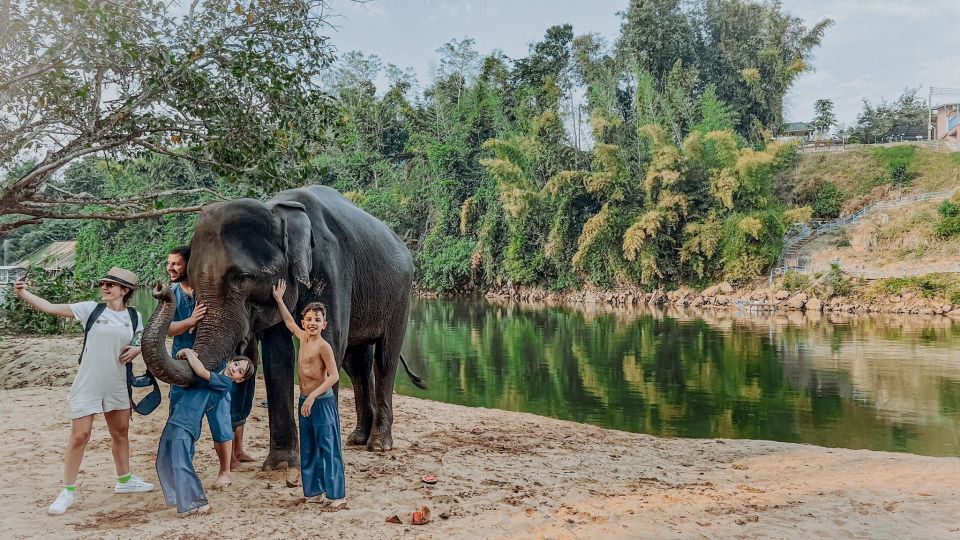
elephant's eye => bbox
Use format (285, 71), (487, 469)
(232, 272), (253, 286)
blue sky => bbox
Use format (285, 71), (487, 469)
(327, 0), (960, 126)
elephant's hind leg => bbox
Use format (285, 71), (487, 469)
(368, 332), (404, 452)
(342, 344), (374, 446)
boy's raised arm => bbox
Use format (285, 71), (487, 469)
(272, 279), (305, 340)
(179, 349), (210, 381)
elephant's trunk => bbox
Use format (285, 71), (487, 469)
(191, 276), (248, 372)
(141, 283), (195, 386)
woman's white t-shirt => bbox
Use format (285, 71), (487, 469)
(67, 301), (142, 419)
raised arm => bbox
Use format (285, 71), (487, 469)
(13, 277), (75, 318)
(272, 279), (305, 340)
(178, 348), (210, 381)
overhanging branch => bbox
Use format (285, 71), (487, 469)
(0, 218), (44, 234)
(131, 138), (256, 176)
(11, 204), (209, 223)
(30, 186), (227, 206)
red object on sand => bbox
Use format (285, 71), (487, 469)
(421, 474), (438, 484)
(412, 506), (431, 525)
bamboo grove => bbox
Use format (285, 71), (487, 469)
(328, 0), (830, 292)
(5, 0), (831, 293)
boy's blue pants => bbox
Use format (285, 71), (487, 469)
(156, 423), (207, 514)
(299, 391), (346, 499)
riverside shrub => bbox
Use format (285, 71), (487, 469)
(936, 199), (960, 238)
(0, 269), (93, 335)
(813, 182), (843, 219)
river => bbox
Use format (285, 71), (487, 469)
(131, 291), (960, 457)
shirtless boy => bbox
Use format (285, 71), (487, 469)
(272, 279), (346, 510)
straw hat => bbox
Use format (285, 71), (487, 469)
(100, 267), (138, 289)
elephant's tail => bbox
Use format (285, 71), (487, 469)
(399, 352), (427, 389)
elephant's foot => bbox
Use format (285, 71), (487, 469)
(346, 428), (370, 446)
(262, 448), (299, 471)
(366, 431), (393, 452)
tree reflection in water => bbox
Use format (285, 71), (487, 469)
(397, 298), (960, 457)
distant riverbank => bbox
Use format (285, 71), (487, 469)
(419, 276), (960, 317)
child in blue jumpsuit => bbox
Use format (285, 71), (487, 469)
(156, 350), (253, 516)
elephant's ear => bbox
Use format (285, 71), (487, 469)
(270, 201), (314, 288)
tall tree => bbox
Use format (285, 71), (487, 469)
(811, 99), (837, 136)
(435, 37), (481, 107)
(853, 88), (927, 143)
(1, 0), (337, 232)
(615, 0), (697, 85)
(695, 0), (832, 139)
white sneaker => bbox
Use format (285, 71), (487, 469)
(48, 489), (75, 515)
(115, 474), (154, 494)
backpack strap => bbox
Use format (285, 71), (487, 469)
(78, 303), (108, 365)
(127, 306), (139, 335)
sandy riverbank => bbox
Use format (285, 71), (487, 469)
(1, 335), (959, 539)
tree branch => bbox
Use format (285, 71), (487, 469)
(0, 61), (64, 92)
(27, 186), (227, 206)
(4, 136), (132, 198)
(131, 138), (254, 176)
(11, 204), (209, 222)
(0, 218), (44, 234)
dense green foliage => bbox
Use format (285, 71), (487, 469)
(1, 0), (338, 217)
(314, 0), (822, 291)
(872, 273), (960, 305)
(3, 0), (829, 294)
(811, 99), (836, 136)
(71, 156), (230, 283)
(936, 198), (960, 239)
(847, 89), (928, 144)
(812, 182), (843, 219)
(782, 270), (810, 292)
(0, 269), (92, 334)
(825, 262), (851, 297)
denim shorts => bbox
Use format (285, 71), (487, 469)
(207, 394), (233, 443)
(230, 373), (256, 429)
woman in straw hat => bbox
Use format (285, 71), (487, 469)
(14, 267), (155, 515)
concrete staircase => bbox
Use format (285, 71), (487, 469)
(769, 188), (959, 283)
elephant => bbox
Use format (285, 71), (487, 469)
(142, 185), (426, 468)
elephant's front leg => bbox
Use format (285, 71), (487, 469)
(260, 324), (299, 470)
(343, 344), (374, 445)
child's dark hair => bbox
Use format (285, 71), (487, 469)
(301, 301), (327, 320)
(229, 355), (255, 381)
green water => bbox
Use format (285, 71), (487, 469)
(132, 291), (960, 457)
(395, 298), (960, 457)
